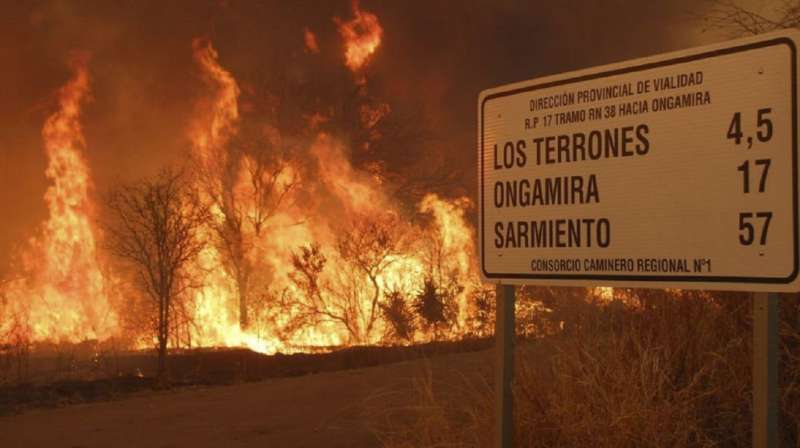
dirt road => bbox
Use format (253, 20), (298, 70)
(0, 349), (490, 448)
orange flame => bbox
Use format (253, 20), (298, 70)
(418, 195), (477, 327)
(1, 54), (118, 343)
(178, 37), (482, 350)
(304, 27), (320, 54)
(2, 29), (487, 355)
(335, 1), (383, 72)
(190, 38), (240, 165)
(184, 38), (282, 353)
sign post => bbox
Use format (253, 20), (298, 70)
(478, 30), (800, 448)
(753, 292), (779, 447)
(494, 284), (515, 448)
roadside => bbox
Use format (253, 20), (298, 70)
(0, 349), (491, 448)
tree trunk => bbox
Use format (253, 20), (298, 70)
(157, 295), (169, 387)
(239, 277), (249, 329)
(157, 335), (168, 386)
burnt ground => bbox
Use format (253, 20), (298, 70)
(0, 346), (493, 448)
(0, 338), (490, 416)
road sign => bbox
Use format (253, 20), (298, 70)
(478, 29), (800, 291)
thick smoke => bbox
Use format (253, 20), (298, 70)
(0, 0), (709, 276)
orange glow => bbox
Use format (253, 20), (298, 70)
(190, 37), (240, 166)
(1, 54), (119, 344)
(418, 194), (477, 327)
(2, 26), (488, 356)
(304, 27), (320, 54)
(335, 1), (384, 72)
(184, 38), (281, 353)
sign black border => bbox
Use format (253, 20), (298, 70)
(480, 37), (798, 284)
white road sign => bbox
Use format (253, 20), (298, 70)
(478, 30), (800, 291)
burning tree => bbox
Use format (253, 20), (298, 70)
(0, 4), (486, 357)
(336, 213), (403, 338)
(189, 37), (301, 335)
(413, 278), (456, 339)
(381, 290), (416, 342)
(200, 133), (296, 330)
(283, 213), (403, 345)
(105, 169), (210, 382)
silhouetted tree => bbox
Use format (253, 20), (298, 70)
(195, 129), (296, 330)
(336, 213), (401, 339)
(381, 290), (416, 342)
(283, 213), (401, 344)
(105, 169), (210, 384)
(414, 278), (455, 339)
(703, 0), (800, 34)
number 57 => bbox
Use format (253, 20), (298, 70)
(739, 212), (772, 245)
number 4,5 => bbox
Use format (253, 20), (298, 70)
(727, 109), (774, 145)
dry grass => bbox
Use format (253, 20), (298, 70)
(366, 357), (494, 448)
(372, 291), (800, 447)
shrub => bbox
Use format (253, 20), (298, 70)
(374, 291), (800, 447)
(382, 290), (417, 343)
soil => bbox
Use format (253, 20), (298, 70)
(0, 348), (493, 448)
(0, 338), (491, 415)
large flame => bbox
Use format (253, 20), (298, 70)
(2, 13), (487, 356)
(335, 1), (384, 72)
(189, 37), (240, 165)
(183, 38), (283, 354)
(1, 54), (118, 343)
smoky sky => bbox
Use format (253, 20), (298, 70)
(0, 0), (714, 269)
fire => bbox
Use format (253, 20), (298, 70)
(304, 27), (320, 54)
(1, 7), (490, 357)
(335, 1), (384, 72)
(1, 54), (118, 343)
(189, 37), (240, 165)
(259, 136), (479, 345)
(312, 133), (388, 214)
(418, 195), (477, 327)
(184, 38), (285, 353)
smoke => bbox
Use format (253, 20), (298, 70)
(0, 0), (709, 271)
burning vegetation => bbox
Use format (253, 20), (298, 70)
(0, 5), (490, 375)
(3, 2), (800, 447)
(336, 0), (384, 73)
(1, 53), (118, 345)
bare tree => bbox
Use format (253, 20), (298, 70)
(336, 213), (402, 338)
(105, 169), (210, 383)
(0, 271), (32, 384)
(196, 133), (296, 330)
(703, 0), (800, 35)
(421, 225), (467, 302)
(282, 213), (402, 345)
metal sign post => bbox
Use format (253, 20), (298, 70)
(753, 292), (779, 447)
(495, 284), (515, 448)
